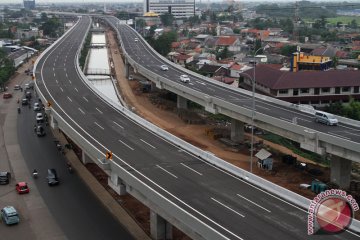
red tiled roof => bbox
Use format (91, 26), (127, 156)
(242, 64), (360, 90)
(171, 42), (181, 48)
(212, 76), (236, 84)
(175, 54), (192, 60)
(335, 51), (348, 58)
(216, 36), (237, 46)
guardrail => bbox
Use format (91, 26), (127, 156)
(105, 17), (360, 234)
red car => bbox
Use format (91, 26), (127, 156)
(16, 182), (29, 194)
(3, 93), (12, 99)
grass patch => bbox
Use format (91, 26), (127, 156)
(326, 16), (360, 25)
(261, 133), (329, 166)
(79, 33), (91, 69)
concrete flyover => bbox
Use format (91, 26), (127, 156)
(101, 15), (360, 189)
(34, 15), (360, 239)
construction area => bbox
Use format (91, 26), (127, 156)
(67, 27), (360, 239)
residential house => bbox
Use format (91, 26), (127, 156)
(215, 36), (241, 52)
(174, 53), (193, 66)
(240, 64), (360, 107)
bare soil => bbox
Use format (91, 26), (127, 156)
(81, 29), (360, 239)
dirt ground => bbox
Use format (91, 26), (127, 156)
(92, 28), (359, 238)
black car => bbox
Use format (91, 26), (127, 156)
(21, 98), (28, 105)
(0, 171), (11, 185)
(36, 125), (45, 137)
(47, 169), (59, 186)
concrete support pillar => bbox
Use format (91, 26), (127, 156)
(108, 172), (127, 195)
(125, 63), (130, 79)
(81, 151), (92, 164)
(177, 95), (187, 109)
(330, 156), (352, 189)
(231, 119), (244, 142)
(151, 82), (157, 92)
(150, 210), (172, 240)
(49, 113), (58, 129)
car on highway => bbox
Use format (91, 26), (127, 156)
(47, 169), (59, 186)
(314, 111), (338, 126)
(0, 171), (10, 184)
(1, 206), (20, 225)
(160, 65), (169, 71)
(179, 74), (190, 83)
(3, 93), (12, 99)
(16, 182), (29, 194)
(36, 113), (44, 122)
(33, 102), (41, 111)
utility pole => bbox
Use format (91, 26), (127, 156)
(293, 1), (299, 43)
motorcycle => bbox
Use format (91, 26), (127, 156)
(17, 107), (21, 114)
(32, 169), (38, 179)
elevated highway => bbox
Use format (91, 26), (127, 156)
(34, 16), (359, 240)
(102, 16), (360, 189)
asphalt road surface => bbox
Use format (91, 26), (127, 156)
(35, 16), (359, 240)
(17, 91), (133, 240)
(109, 17), (360, 146)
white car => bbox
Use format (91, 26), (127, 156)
(160, 65), (169, 71)
(36, 113), (44, 122)
(33, 102), (41, 111)
(134, 38), (138, 42)
(180, 75), (190, 83)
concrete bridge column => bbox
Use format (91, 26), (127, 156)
(124, 59), (130, 79)
(81, 151), (92, 164)
(177, 95), (187, 109)
(108, 172), (127, 195)
(150, 210), (172, 240)
(231, 119), (244, 142)
(330, 156), (352, 189)
(48, 113), (58, 129)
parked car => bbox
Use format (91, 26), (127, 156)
(3, 93), (12, 99)
(314, 111), (338, 126)
(47, 169), (59, 186)
(33, 102), (41, 111)
(1, 206), (19, 225)
(16, 182), (29, 194)
(36, 113), (44, 122)
(0, 171), (10, 185)
(36, 125), (45, 137)
(179, 74), (190, 83)
(14, 85), (20, 90)
(128, 75), (134, 80)
(134, 37), (138, 42)
(25, 91), (31, 99)
(24, 83), (30, 90)
(160, 65), (169, 71)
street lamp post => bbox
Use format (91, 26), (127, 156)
(249, 45), (269, 173)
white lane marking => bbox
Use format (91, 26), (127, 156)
(236, 194), (271, 213)
(83, 96), (88, 102)
(67, 96), (72, 102)
(327, 132), (351, 140)
(344, 131), (360, 137)
(299, 118), (311, 122)
(66, 73), (68, 78)
(189, 82), (194, 85)
(280, 117), (291, 122)
(64, 63), (66, 67)
(211, 198), (245, 218)
(140, 139), (156, 149)
(53, 73), (55, 77)
(156, 165), (178, 179)
(69, 79), (72, 84)
(113, 121), (124, 129)
(53, 67), (55, 71)
(74, 87), (78, 92)
(163, 74), (168, 77)
(41, 23), (241, 240)
(59, 87), (63, 92)
(256, 105), (270, 111)
(118, 139), (134, 150)
(55, 79), (58, 84)
(94, 122), (104, 130)
(180, 163), (203, 176)
(78, 108), (85, 114)
(208, 88), (215, 91)
(192, 87), (202, 91)
(214, 95), (224, 99)
(96, 107), (103, 114)
(196, 81), (206, 85)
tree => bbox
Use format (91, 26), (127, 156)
(160, 13), (174, 27)
(253, 39), (262, 54)
(280, 45), (297, 57)
(136, 19), (146, 33)
(349, 19), (358, 29)
(41, 12), (48, 22)
(0, 49), (15, 90)
(147, 31), (177, 56)
(40, 17), (61, 37)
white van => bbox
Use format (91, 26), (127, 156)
(314, 111), (338, 126)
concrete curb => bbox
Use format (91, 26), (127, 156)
(51, 130), (150, 240)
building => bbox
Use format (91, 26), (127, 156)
(23, 0), (35, 10)
(143, 0), (195, 19)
